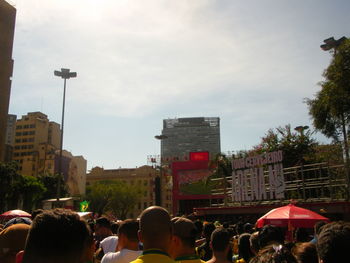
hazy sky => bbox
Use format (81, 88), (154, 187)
(9, 0), (350, 170)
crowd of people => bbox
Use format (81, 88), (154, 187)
(0, 206), (349, 263)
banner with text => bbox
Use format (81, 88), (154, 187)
(231, 151), (285, 202)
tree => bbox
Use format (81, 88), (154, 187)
(250, 125), (317, 167)
(0, 162), (22, 212)
(21, 176), (46, 212)
(306, 38), (350, 197)
(86, 180), (142, 219)
(37, 173), (68, 200)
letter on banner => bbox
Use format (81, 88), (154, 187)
(274, 163), (285, 199)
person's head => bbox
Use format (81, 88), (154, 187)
(95, 217), (112, 240)
(194, 220), (203, 239)
(0, 224), (30, 263)
(117, 219), (139, 249)
(292, 242), (318, 263)
(211, 227), (231, 254)
(203, 222), (216, 241)
(317, 221), (350, 263)
(31, 209), (44, 221)
(138, 206), (172, 251)
(258, 225), (285, 249)
(250, 244), (297, 263)
(22, 209), (94, 263)
(294, 228), (310, 243)
(170, 217), (197, 258)
(235, 222), (244, 235)
(238, 233), (255, 262)
(244, 223), (253, 234)
(250, 231), (261, 255)
(314, 221), (326, 237)
(111, 221), (120, 235)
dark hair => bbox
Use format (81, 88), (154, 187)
(96, 217), (111, 229)
(194, 220), (203, 239)
(22, 209), (92, 263)
(250, 231), (261, 255)
(294, 228), (310, 243)
(111, 222), (119, 235)
(31, 209), (44, 220)
(314, 221), (326, 236)
(317, 221), (350, 263)
(238, 233), (255, 262)
(203, 222), (216, 240)
(235, 222), (244, 235)
(211, 227), (230, 252)
(258, 225), (285, 248)
(118, 219), (139, 242)
(292, 242), (318, 263)
(244, 223), (253, 234)
(250, 244), (297, 263)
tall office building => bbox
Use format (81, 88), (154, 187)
(0, 0), (16, 162)
(161, 117), (221, 159)
(13, 112), (61, 176)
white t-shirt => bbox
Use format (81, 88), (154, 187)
(101, 249), (142, 263)
(100, 236), (119, 254)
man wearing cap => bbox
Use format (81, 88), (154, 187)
(170, 217), (205, 263)
(130, 206), (175, 263)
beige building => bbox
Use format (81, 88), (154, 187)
(12, 112), (87, 197)
(86, 165), (172, 218)
(61, 150), (87, 196)
(13, 112), (61, 176)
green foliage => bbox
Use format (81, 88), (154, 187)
(85, 180), (142, 219)
(250, 124), (317, 167)
(21, 176), (46, 212)
(0, 162), (47, 212)
(37, 173), (68, 200)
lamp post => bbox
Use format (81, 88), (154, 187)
(154, 135), (168, 206)
(54, 68), (77, 204)
(320, 36), (350, 200)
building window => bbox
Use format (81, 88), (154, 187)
(15, 132), (21, 136)
(16, 125), (22, 129)
(22, 138), (28, 143)
(23, 131), (28, 136)
(144, 202), (147, 209)
(30, 124), (36, 128)
(29, 131), (35, 135)
(28, 138), (34, 142)
(15, 139), (20, 143)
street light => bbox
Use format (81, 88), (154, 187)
(294, 125), (309, 135)
(320, 36), (347, 53)
(54, 68), (77, 204)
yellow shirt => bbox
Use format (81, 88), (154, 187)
(131, 249), (175, 263)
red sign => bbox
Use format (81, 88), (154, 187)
(190, 152), (209, 161)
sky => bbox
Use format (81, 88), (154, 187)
(8, 0), (350, 170)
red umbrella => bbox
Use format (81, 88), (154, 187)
(0, 209), (31, 220)
(256, 203), (329, 228)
